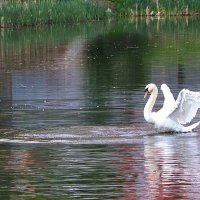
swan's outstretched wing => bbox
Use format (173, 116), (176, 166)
(169, 89), (200, 124)
(160, 84), (177, 117)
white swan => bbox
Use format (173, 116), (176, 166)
(144, 83), (200, 132)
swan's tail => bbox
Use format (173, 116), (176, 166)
(185, 121), (200, 132)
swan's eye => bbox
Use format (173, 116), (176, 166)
(144, 88), (148, 92)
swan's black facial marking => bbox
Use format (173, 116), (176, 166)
(144, 88), (149, 98)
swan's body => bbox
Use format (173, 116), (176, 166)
(144, 83), (200, 132)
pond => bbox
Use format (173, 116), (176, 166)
(0, 17), (200, 199)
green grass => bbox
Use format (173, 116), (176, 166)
(0, 0), (109, 28)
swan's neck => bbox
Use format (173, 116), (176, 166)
(144, 86), (158, 122)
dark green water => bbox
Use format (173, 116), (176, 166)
(0, 17), (200, 199)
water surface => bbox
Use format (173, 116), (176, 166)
(0, 17), (200, 199)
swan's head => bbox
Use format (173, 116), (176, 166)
(144, 83), (157, 98)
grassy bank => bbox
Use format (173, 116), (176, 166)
(112, 0), (200, 16)
(1, 0), (200, 28)
(0, 0), (109, 28)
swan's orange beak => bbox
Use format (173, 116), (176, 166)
(144, 89), (148, 98)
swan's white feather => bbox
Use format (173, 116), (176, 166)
(170, 89), (200, 124)
(160, 84), (177, 118)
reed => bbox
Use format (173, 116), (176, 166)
(112, 0), (200, 16)
(160, 0), (200, 15)
(0, 0), (109, 28)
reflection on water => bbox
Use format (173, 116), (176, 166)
(0, 22), (149, 128)
(0, 18), (200, 199)
(1, 131), (200, 199)
(1, 18), (200, 128)
(144, 134), (200, 199)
